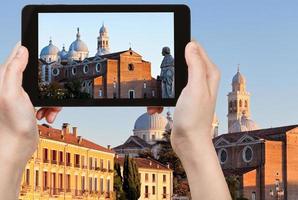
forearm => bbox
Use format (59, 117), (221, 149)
(0, 163), (24, 200)
(175, 133), (231, 200)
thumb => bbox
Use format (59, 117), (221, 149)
(184, 41), (208, 90)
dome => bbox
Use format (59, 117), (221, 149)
(230, 113), (259, 133)
(69, 28), (89, 52)
(232, 68), (245, 85)
(134, 112), (168, 131)
(40, 40), (59, 57)
(100, 23), (108, 33)
(59, 46), (68, 61)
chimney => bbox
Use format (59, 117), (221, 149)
(73, 127), (78, 137)
(107, 145), (111, 150)
(77, 136), (83, 144)
(62, 123), (70, 134)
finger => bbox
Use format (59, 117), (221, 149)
(45, 110), (59, 124)
(195, 41), (221, 99)
(3, 46), (29, 91)
(184, 41), (208, 91)
(36, 108), (47, 120)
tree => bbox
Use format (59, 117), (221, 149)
(157, 131), (190, 197)
(113, 162), (125, 200)
(226, 175), (243, 200)
(122, 155), (141, 200)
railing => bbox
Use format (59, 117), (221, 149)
(74, 163), (80, 168)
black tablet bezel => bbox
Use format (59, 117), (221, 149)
(22, 4), (190, 106)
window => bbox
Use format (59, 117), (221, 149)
(239, 100), (242, 107)
(81, 155), (86, 168)
(94, 158), (98, 169)
(94, 177), (98, 191)
(74, 154), (80, 167)
(51, 150), (57, 164)
(107, 179), (110, 192)
(59, 151), (63, 164)
(43, 148), (49, 163)
(128, 63), (134, 71)
(81, 176), (85, 191)
(98, 89), (102, 97)
(66, 174), (71, 190)
(43, 172), (48, 189)
(152, 186), (155, 195)
(145, 185), (149, 198)
(129, 90), (135, 99)
(52, 68), (60, 76)
(152, 90), (155, 97)
(100, 178), (104, 193)
(96, 63), (102, 72)
(26, 169), (30, 185)
(89, 177), (93, 191)
(35, 170), (39, 188)
(243, 146), (253, 163)
(163, 175), (166, 183)
(152, 174), (156, 182)
(245, 100), (248, 107)
(145, 173), (149, 182)
(89, 157), (93, 169)
(152, 134), (156, 141)
(108, 160), (111, 171)
(52, 173), (56, 191)
(143, 81), (147, 88)
(100, 159), (104, 169)
(83, 65), (89, 74)
(59, 174), (63, 189)
(163, 186), (167, 198)
(218, 148), (228, 164)
(66, 152), (71, 166)
(72, 67), (77, 75)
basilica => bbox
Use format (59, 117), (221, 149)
(39, 24), (162, 99)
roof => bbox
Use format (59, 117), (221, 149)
(116, 157), (172, 171)
(214, 124), (298, 143)
(38, 124), (114, 154)
(113, 136), (152, 150)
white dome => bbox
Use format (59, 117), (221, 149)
(59, 46), (68, 61)
(134, 112), (168, 131)
(40, 40), (59, 57)
(230, 114), (259, 133)
(69, 28), (89, 52)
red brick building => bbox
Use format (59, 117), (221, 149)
(214, 125), (298, 200)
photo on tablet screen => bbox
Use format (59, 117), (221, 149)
(38, 13), (175, 100)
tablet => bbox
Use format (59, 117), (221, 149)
(22, 4), (190, 106)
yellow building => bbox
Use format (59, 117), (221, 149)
(117, 157), (173, 200)
(19, 123), (115, 200)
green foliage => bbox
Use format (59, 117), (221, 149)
(122, 155), (141, 200)
(113, 162), (126, 200)
(226, 175), (241, 200)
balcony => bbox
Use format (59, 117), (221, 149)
(51, 160), (57, 165)
(43, 159), (49, 164)
(66, 162), (72, 167)
(58, 161), (65, 165)
(74, 163), (80, 168)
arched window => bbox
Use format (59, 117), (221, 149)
(233, 100), (237, 111)
(72, 67), (77, 76)
(218, 148), (228, 164)
(229, 101), (233, 113)
(83, 65), (89, 74)
(242, 146), (253, 163)
(245, 100), (248, 108)
(239, 100), (242, 107)
(95, 63), (101, 73)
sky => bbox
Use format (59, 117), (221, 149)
(1, 0), (298, 148)
(38, 12), (174, 77)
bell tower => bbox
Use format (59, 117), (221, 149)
(227, 65), (250, 132)
(97, 23), (110, 55)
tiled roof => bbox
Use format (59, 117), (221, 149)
(214, 124), (298, 143)
(113, 136), (152, 150)
(38, 124), (114, 154)
(116, 157), (172, 171)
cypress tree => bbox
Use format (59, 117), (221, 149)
(113, 161), (125, 200)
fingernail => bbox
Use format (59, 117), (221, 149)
(16, 46), (25, 58)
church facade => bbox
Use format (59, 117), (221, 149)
(213, 67), (298, 200)
(39, 25), (162, 99)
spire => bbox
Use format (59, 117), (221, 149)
(49, 37), (52, 45)
(237, 64), (240, 73)
(62, 44), (65, 51)
(76, 27), (80, 40)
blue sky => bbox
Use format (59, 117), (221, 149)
(39, 12), (174, 77)
(1, 0), (298, 147)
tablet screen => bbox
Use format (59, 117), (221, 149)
(38, 13), (174, 100)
